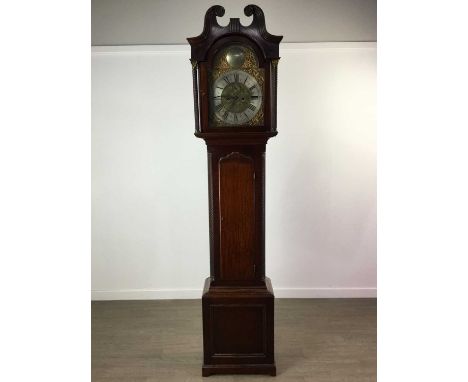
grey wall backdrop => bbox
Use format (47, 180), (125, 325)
(92, 0), (377, 45)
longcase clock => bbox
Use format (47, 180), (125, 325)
(188, 5), (282, 377)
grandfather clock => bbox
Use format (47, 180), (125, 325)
(188, 5), (282, 377)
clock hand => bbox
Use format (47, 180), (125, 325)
(223, 97), (237, 112)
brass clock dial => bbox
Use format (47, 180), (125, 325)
(210, 44), (264, 127)
(212, 70), (263, 125)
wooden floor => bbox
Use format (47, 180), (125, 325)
(92, 299), (376, 382)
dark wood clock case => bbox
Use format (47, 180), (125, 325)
(188, 5), (282, 377)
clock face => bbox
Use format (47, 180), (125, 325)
(212, 70), (263, 125)
(210, 44), (264, 127)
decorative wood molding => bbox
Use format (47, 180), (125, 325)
(187, 5), (283, 62)
(190, 59), (200, 132)
(208, 152), (215, 276)
(219, 151), (254, 164)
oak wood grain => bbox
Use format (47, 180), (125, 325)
(219, 153), (256, 281)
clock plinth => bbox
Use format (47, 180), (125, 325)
(202, 277), (276, 377)
(188, 5), (282, 377)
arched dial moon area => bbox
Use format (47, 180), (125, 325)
(212, 70), (263, 125)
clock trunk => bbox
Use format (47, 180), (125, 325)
(207, 145), (267, 287)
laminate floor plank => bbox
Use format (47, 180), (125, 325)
(92, 299), (376, 382)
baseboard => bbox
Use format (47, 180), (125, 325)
(91, 287), (376, 301)
(274, 287), (376, 298)
(91, 289), (202, 301)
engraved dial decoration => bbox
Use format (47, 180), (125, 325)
(210, 44), (264, 127)
(212, 70), (262, 125)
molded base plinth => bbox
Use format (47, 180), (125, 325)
(201, 277), (276, 377)
(202, 363), (276, 377)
